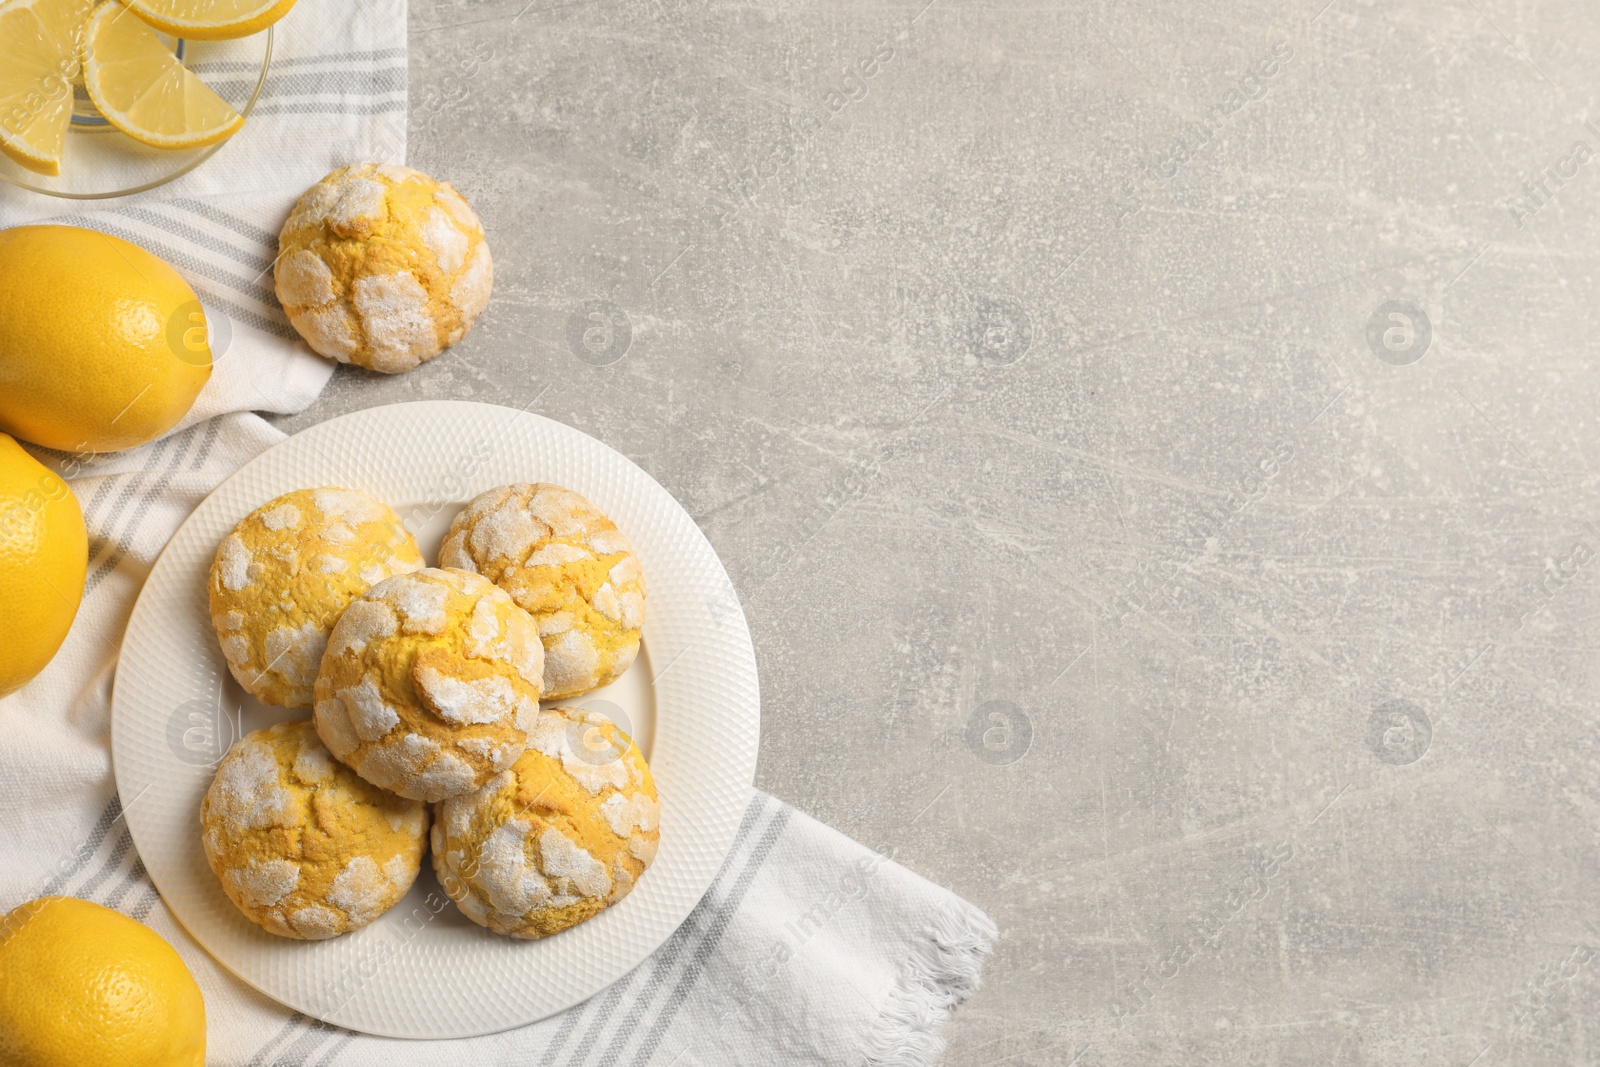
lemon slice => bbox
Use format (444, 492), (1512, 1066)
(0, 0), (93, 175)
(121, 0), (295, 40)
(82, 1), (244, 150)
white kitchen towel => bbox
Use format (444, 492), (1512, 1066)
(0, 0), (412, 429)
(0, 408), (997, 1064)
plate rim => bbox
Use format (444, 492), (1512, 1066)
(109, 399), (760, 1038)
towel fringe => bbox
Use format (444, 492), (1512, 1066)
(860, 900), (999, 1066)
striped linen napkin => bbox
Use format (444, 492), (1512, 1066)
(0, 0), (998, 1061)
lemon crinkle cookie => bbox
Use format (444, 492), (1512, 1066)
(209, 487), (424, 707)
(432, 706), (659, 938)
(275, 163), (494, 374)
(314, 567), (544, 802)
(200, 720), (428, 940)
(439, 484), (645, 700)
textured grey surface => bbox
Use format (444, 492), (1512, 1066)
(269, 0), (1600, 1062)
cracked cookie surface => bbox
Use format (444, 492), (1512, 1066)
(431, 706), (659, 939)
(439, 484), (645, 700)
(276, 163), (494, 374)
(209, 487), (424, 708)
(314, 567), (544, 802)
(201, 719), (428, 940)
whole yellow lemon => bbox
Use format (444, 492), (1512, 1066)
(0, 897), (206, 1067)
(0, 433), (86, 697)
(0, 225), (212, 453)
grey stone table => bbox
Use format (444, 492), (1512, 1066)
(271, 0), (1600, 1062)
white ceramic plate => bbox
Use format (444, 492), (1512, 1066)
(110, 401), (759, 1039)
